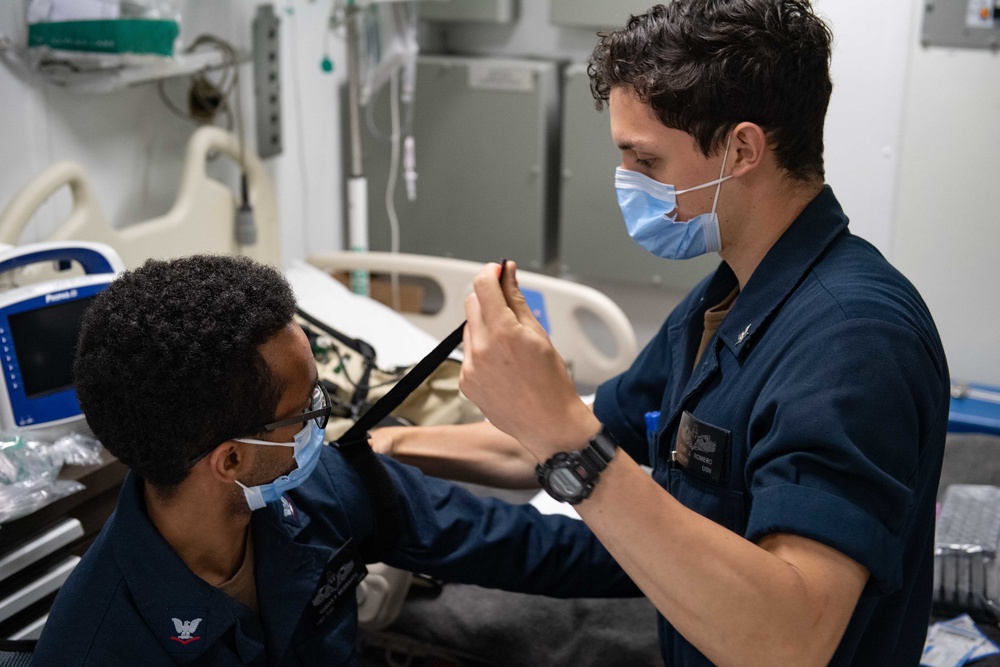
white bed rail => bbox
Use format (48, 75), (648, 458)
(307, 251), (638, 388)
(0, 127), (281, 268)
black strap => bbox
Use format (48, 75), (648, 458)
(338, 321), (465, 447)
(313, 259), (502, 563)
(335, 321), (466, 563)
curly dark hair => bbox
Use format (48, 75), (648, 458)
(588, 0), (833, 182)
(73, 255), (297, 489)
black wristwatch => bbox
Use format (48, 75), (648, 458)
(535, 427), (618, 505)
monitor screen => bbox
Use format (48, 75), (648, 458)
(8, 297), (95, 399)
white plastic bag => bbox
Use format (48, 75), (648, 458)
(28, 0), (121, 23)
(0, 435), (85, 524)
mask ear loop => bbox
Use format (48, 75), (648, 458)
(710, 132), (734, 214)
(673, 133), (734, 197)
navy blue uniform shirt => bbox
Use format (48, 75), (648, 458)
(33, 446), (638, 666)
(595, 186), (949, 666)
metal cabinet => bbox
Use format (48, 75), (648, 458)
(419, 0), (518, 24)
(549, 0), (655, 29)
(357, 55), (559, 271)
(0, 455), (126, 640)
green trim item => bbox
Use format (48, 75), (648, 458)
(28, 19), (179, 56)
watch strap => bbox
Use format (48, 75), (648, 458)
(583, 428), (618, 470)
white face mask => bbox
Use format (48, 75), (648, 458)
(614, 134), (732, 259)
(234, 421), (325, 511)
(234, 384), (328, 511)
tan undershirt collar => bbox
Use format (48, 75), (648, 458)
(693, 286), (740, 370)
(216, 526), (259, 612)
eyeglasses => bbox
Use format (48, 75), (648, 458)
(252, 381), (331, 434)
(186, 381), (332, 467)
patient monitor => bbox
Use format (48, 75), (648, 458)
(0, 242), (124, 434)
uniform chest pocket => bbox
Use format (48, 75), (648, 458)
(668, 468), (747, 535)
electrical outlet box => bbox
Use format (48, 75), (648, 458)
(923, 0), (1000, 49)
(253, 4), (282, 159)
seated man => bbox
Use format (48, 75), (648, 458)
(33, 255), (637, 666)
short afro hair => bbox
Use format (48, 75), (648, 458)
(589, 0), (833, 182)
(73, 255), (296, 488)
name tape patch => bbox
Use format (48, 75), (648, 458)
(307, 539), (368, 628)
(674, 410), (731, 483)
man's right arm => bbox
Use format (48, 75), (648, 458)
(370, 421), (539, 489)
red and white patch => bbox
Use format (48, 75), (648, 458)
(170, 617), (202, 645)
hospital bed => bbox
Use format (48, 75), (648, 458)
(0, 127), (659, 664)
(0, 127), (634, 389)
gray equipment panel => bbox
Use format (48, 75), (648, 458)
(253, 4), (282, 159)
(558, 64), (717, 288)
(549, 0), (655, 29)
(419, 0), (518, 24)
(355, 55), (558, 270)
(922, 0), (1000, 50)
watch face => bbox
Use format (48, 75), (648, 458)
(549, 467), (582, 499)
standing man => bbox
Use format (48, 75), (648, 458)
(32, 255), (637, 666)
(458, 2), (949, 665)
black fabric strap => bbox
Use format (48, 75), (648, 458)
(334, 320), (466, 563)
(338, 321), (465, 448)
(312, 259), (502, 563)
(337, 435), (404, 564)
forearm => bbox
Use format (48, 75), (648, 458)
(577, 452), (863, 666)
(378, 422), (539, 489)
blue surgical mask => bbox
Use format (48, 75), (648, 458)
(234, 420), (324, 511)
(615, 135), (732, 259)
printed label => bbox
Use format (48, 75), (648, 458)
(307, 539), (368, 628)
(674, 411), (731, 483)
(468, 63), (536, 92)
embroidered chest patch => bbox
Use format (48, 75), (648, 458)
(674, 410), (731, 483)
(163, 606), (208, 654)
(306, 539), (368, 628)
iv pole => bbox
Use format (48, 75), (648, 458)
(339, 0), (418, 299)
(344, 1), (370, 296)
